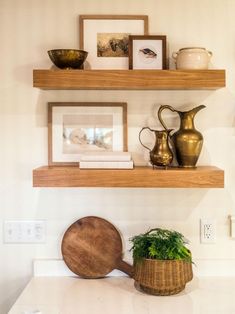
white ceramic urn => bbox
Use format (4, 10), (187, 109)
(172, 47), (212, 69)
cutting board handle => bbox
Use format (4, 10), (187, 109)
(117, 259), (134, 277)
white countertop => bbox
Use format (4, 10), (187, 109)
(8, 276), (235, 314)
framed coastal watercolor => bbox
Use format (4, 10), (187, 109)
(48, 102), (127, 165)
(129, 35), (167, 69)
(79, 15), (148, 69)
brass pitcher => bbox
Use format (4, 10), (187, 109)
(158, 104), (206, 168)
(139, 127), (173, 168)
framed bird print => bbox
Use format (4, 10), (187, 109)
(128, 35), (167, 70)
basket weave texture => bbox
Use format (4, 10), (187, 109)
(134, 258), (193, 295)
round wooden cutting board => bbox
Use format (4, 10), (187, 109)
(61, 216), (133, 278)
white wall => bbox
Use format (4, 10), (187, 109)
(1, 0), (235, 312)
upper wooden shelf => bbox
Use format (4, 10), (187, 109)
(33, 166), (224, 188)
(33, 69), (226, 90)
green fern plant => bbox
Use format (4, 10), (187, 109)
(130, 228), (192, 263)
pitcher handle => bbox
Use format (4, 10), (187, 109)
(139, 127), (154, 151)
(158, 105), (177, 131)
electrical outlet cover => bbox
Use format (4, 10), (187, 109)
(200, 219), (216, 243)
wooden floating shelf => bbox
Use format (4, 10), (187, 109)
(33, 166), (224, 188)
(33, 69), (226, 90)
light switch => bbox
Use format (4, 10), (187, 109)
(3, 220), (46, 243)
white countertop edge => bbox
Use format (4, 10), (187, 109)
(33, 259), (129, 277)
(33, 258), (235, 277)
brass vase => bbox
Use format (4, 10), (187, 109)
(158, 104), (206, 168)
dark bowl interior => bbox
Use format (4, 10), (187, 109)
(48, 49), (88, 69)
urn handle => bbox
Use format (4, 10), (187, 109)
(172, 52), (178, 60)
(207, 50), (213, 58)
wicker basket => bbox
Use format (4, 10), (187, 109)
(134, 258), (193, 296)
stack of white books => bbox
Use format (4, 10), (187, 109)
(79, 152), (133, 169)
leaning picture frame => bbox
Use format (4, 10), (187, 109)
(48, 102), (127, 166)
(129, 35), (167, 70)
(79, 15), (149, 69)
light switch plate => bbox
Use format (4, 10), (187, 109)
(3, 220), (46, 243)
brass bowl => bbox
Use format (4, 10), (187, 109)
(48, 49), (88, 69)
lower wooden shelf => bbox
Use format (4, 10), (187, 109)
(33, 166), (224, 188)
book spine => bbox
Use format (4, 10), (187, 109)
(80, 154), (132, 162)
(79, 161), (134, 169)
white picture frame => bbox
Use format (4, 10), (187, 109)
(79, 15), (148, 69)
(48, 102), (127, 165)
(129, 35), (167, 69)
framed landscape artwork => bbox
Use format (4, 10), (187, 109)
(79, 15), (149, 69)
(129, 35), (167, 69)
(48, 102), (127, 165)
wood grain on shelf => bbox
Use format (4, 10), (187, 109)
(33, 69), (225, 90)
(33, 166), (224, 188)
